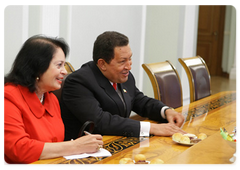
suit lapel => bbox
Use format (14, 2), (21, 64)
(101, 82), (126, 117)
(119, 84), (131, 117)
(91, 63), (126, 116)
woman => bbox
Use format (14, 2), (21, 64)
(4, 35), (103, 164)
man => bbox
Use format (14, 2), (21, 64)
(60, 31), (186, 141)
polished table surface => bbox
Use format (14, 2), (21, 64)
(32, 91), (236, 164)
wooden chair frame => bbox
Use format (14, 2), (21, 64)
(142, 60), (183, 108)
(178, 56), (211, 103)
(65, 61), (75, 73)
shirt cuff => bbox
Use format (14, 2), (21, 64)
(160, 106), (170, 119)
(139, 121), (150, 137)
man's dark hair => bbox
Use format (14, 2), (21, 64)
(93, 31), (129, 64)
(5, 35), (69, 92)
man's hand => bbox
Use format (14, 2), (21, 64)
(150, 123), (186, 136)
(149, 109), (186, 136)
(165, 108), (185, 127)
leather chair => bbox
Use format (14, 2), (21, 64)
(178, 56), (211, 103)
(142, 60), (183, 108)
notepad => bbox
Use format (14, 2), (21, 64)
(64, 148), (112, 160)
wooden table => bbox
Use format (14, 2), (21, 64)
(32, 91), (236, 164)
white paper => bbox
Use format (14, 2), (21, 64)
(64, 148), (112, 160)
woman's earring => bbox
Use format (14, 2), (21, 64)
(36, 77), (39, 81)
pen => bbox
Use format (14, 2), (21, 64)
(84, 131), (103, 150)
(84, 131), (91, 135)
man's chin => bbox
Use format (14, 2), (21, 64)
(120, 77), (128, 83)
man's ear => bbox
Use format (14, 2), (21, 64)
(97, 59), (107, 71)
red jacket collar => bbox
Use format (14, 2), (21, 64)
(18, 85), (55, 118)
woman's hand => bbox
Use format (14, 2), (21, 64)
(72, 134), (103, 154)
(40, 134), (103, 160)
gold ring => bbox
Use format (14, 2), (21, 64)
(98, 145), (103, 150)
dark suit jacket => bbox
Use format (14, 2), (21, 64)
(60, 61), (167, 140)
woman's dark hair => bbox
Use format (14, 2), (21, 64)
(5, 35), (69, 92)
(93, 31), (129, 64)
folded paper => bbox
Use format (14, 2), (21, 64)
(64, 148), (112, 160)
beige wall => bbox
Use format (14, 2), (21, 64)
(4, 5), (235, 105)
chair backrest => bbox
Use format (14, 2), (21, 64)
(52, 62), (75, 101)
(65, 61), (75, 73)
(178, 56), (211, 103)
(142, 60), (183, 108)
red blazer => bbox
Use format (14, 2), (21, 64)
(4, 84), (64, 164)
